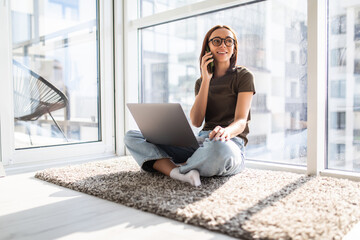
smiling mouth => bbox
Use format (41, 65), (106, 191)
(217, 51), (228, 54)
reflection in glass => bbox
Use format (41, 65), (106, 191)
(140, 0), (204, 17)
(328, 0), (360, 172)
(11, 0), (100, 149)
(141, 0), (308, 165)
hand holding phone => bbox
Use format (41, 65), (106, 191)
(206, 46), (214, 74)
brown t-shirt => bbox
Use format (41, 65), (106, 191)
(195, 66), (256, 145)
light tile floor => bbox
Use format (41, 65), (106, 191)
(0, 170), (235, 240)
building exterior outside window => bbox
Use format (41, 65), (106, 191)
(328, 0), (360, 172)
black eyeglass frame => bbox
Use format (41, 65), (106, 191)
(208, 37), (235, 47)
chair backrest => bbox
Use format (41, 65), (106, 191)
(12, 59), (68, 121)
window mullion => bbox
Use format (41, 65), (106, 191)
(0, 1), (15, 165)
(306, 0), (327, 175)
(123, 0), (140, 143)
(114, 0), (125, 155)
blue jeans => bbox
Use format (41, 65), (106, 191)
(124, 130), (245, 177)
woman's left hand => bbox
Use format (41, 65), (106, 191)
(209, 126), (231, 141)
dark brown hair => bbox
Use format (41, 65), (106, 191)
(199, 25), (238, 70)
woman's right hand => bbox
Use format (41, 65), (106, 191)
(201, 51), (214, 81)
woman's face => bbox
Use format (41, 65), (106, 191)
(208, 28), (235, 64)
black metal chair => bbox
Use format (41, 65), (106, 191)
(12, 59), (69, 144)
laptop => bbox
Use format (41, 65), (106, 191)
(127, 103), (200, 149)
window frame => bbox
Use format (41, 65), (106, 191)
(0, 0), (117, 165)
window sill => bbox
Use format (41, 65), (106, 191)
(320, 169), (360, 182)
(245, 160), (360, 181)
(4, 153), (117, 176)
(245, 159), (307, 174)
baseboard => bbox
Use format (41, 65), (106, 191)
(0, 162), (5, 177)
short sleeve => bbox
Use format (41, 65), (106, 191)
(235, 68), (256, 95)
(194, 78), (202, 96)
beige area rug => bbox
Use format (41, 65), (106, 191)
(35, 156), (360, 240)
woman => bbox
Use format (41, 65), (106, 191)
(124, 25), (255, 186)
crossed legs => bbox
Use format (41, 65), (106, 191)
(124, 130), (245, 187)
(153, 158), (201, 186)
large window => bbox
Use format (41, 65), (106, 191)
(11, 0), (100, 149)
(140, 0), (308, 165)
(327, 0), (360, 172)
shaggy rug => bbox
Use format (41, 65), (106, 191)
(35, 156), (360, 240)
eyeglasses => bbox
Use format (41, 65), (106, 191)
(208, 37), (235, 47)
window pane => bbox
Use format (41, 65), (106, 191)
(12, 0), (100, 149)
(328, 0), (360, 172)
(141, 0), (308, 165)
(140, 0), (204, 17)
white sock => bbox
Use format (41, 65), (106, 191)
(170, 167), (201, 187)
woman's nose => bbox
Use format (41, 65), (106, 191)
(219, 41), (227, 47)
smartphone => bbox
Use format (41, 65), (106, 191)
(206, 45), (214, 74)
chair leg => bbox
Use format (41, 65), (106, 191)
(25, 124), (33, 145)
(47, 112), (69, 142)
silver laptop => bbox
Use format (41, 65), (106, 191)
(127, 103), (200, 149)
